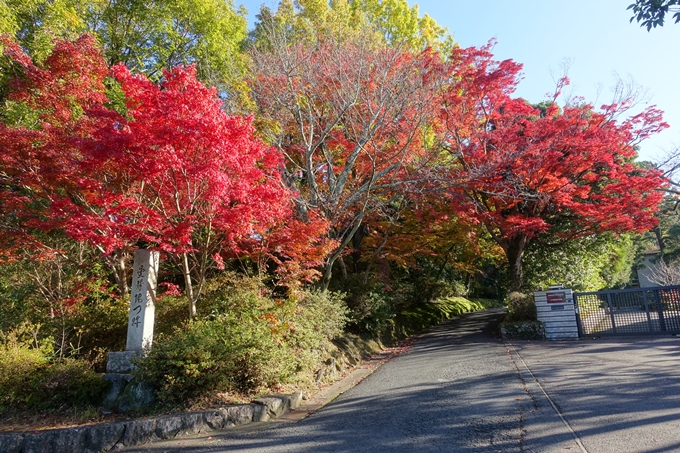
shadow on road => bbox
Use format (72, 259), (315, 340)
(514, 337), (680, 452)
(122, 308), (529, 453)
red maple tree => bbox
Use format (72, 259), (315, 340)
(0, 36), (328, 315)
(437, 43), (668, 289)
(0, 35), (111, 260)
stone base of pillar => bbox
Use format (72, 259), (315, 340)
(106, 350), (141, 374)
(103, 351), (155, 412)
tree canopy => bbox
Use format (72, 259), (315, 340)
(1, 1), (672, 320)
(629, 0), (680, 30)
(250, 24), (446, 288)
(0, 35), (330, 317)
(434, 44), (668, 289)
(249, 0), (453, 55)
(1, 0), (250, 108)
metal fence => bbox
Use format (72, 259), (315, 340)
(574, 285), (680, 337)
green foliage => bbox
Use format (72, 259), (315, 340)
(348, 289), (398, 336)
(2, 0), (85, 62)
(0, 1), (18, 35)
(283, 290), (348, 372)
(387, 296), (501, 342)
(250, 0), (452, 55)
(522, 233), (636, 292)
(136, 312), (288, 408)
(638, 197), (680, 261)
(153, 293), (190, 338)
(3, 0), (250, 109)
(136, 276), (348, 408)
(334, 255), (502, 340)
(629, 0), (680, 30)
(504, 292), (537, 322)
(0, 248), (128, 368)
(352, 0), (453, 53)
(0, 323), (108, 414)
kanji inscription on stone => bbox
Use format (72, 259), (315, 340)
(126, 249), (160, 351)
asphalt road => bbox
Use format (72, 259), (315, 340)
(513, 337), (680, 453)
(120, 309), (680, 453)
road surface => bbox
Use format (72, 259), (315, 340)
(121, 309), (680, 452)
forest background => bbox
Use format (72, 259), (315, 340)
(0, 0), (678, 420)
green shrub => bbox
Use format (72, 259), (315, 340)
(330, 275), (398, 336)
(283, 290), (348, 374)
(154, 294), (190, 337)
(0, 326), (50, 411)
(136, 312), (289, 408)
(33, 359), (109, 409)
(505, 292), (537, 322)
(136, 278), (349, 409)
(0, 324), (108, 413)
(348, 290), (396, 335)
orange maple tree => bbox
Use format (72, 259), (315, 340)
(250, 32), (445, 288)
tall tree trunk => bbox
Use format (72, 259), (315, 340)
(503, 235), (529, 292)
(117, 251), (128, 295)
(181, 252), (196, 318)
(338, 257), (348, 280)
(654, 225), (665, 254)
(321, 214), (367, 290)
(103, 250), (129, 296)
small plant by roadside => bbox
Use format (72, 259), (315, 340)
(501, 292), (544, 340)
(504, 292), (537, 322)
(134, 275), (348, 409)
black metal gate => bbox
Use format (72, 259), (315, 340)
(574, 285), (680, 337)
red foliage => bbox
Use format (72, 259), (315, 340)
(0, 35), (111, 261)
(0, 36), (330, 301)
(251, 37), (445, 285)
(437, 43), (668, 288)
(65, 63), (293, 256)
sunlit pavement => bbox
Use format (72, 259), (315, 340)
(513, 337), (680, 453)
(120, 310), (680, 453)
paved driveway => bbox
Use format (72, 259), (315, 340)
(122, 309), (529, 453)
(120, 312), (680, 453)
(512, 336), (680, 453)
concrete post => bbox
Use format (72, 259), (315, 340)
(534, 286), (579, 340)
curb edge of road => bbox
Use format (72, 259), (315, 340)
(505, 340), (589, 453)
(274, 349), (396, 423)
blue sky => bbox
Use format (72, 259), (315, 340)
(238, 0), (680, 162)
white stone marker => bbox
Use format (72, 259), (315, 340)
(126, 249), (160, 351)
(534, 286), (579, 340)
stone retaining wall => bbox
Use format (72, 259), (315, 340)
(0, 391), (301, 453)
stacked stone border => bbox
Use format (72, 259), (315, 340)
(0, 391), (302, 453)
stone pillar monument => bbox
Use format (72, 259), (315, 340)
(126, 249), (159, 351)
(107, 249), (160, 373)
(103, 249), (160, 411)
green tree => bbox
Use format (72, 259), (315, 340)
(629, 0), (680, 30)
(250, 0), (452, 55)
(2, 0), (249, 108)
(522, 233), (636, 292)
(355, 0), (453, 53)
